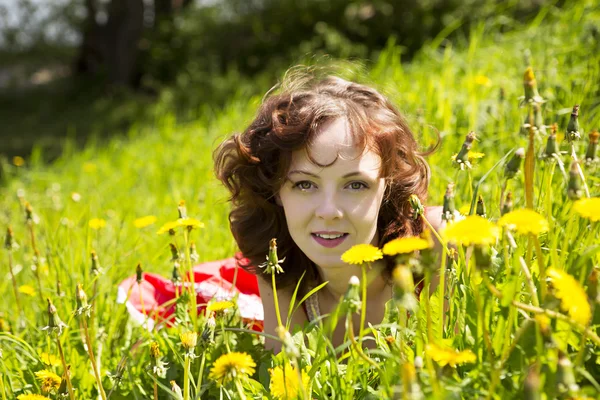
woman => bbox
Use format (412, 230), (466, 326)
(213, 72), (443, 351)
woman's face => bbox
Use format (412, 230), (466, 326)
(277, 118), (386, 273)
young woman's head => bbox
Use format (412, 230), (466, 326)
(214, 73), (431, 289)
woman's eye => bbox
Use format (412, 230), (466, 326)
(294, 181), (314, 190)
(348, 182), (367, 190)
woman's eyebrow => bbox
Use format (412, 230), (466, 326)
(287, 170), (365, 178)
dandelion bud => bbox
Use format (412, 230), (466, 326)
(58, 365), (71, 396)
(544, 130), (558, 158)
(201, 315), (216, 343)
(476, 195), (486, 218)
(524, 365), (541, 400)
(42, 298), (67, 335)
(25, 202), (34, 223)
(499, 87), (505, 102)
(136, 263), (143, 284)
(90, 250), (100, 276)
(567, 162), (583, 200)
(566, 105), (581, 142)
(587, 267), (600, 304)
(169, 243), (180, 261)
(556, 351), (579, 396)
(453, 131), (477, 169)
(501, 192), (513, 216)
(473, 246), (492, 271)
(4, 227), (13, 250)
(75, 283), (88, 311)
(392, 265), (414, 297)
(409, 194), (424, 219)
(504, 148), (525, 179)
(177, 200), (187, 219)
(523, 67), (542, 104)
(261, 238), (284, 274)
(150, 342), (161, 359)
(520, 103), (544, 136)
(343, 275), (361, 314)
(170, 380), (183, 398)
(585, 130), (599, 162)
(172, 262), (182, 286)
(442, 183), (456, 221)
(189, 241), (199, 262)
(392, 265), (418, 311)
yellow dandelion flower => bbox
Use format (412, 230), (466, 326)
(39, 352), (61, 367)
(83, 162), (97, 173)
(134, 215), (157, 228)
(382, 236), (432, 256)
(18, 284), (36, 296)
(88, 218), (106, 230)
(35, 369), (61, 393)
(179, 331), (198, 350)
(474, 75), (492, 87)
(547, 267), (591, 326)
(498, 209), (549, 236)
(426, 343), (476, 367)
(269, 365), (310, 400)
(209, 352), (256, 386)
(13, 156), (25, 167)
(441, 215), (499, 246)
(451, 151), (485, 162)
(207, 300), (235, 314)
(341, 244), (383, 265)
(157, 218), (205, 235)
(17, 395), (51, 400)
(573, 198), (600, 222)
(458, 204), (471, 216)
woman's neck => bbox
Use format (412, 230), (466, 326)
(314, 259), (391, 312)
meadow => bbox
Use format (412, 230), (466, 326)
(1, 0), (600, 398)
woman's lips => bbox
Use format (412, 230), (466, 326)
(311, 233), (349, 248)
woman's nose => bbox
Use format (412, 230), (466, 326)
(315, 192), (343, 220)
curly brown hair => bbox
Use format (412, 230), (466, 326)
(214, 72), (432, 292)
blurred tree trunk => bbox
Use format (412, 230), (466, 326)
(74, 0), (144, 88)
(75, 0), (193, 88)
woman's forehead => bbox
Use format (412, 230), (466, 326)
(289, 118), (381, 175)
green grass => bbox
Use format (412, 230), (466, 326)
(1, 0), (600, 398)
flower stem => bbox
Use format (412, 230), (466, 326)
(183, 230), (198, 329)
(7, 252), (22, 316)
(56, 336), (75, 400)
(0, 370), (7, 400)
(570, 143), (591, 198)
(532, 235), (546, 302)
(183, 354), (190, 400)
(82, 318), (107, 400)
(271, 272), (283, 328)
(196, 351), (207, 396)
(234, 377), (246, 399)
(359, 265), (368, 344)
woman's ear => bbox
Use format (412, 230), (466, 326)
(274, 193), (283, 206)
